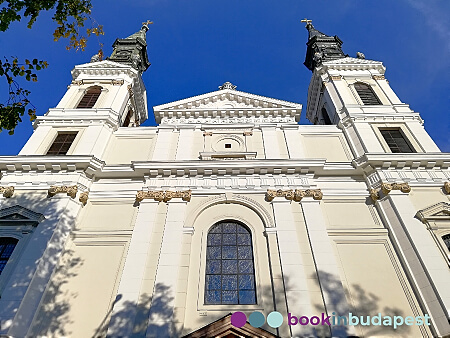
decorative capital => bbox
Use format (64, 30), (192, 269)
(218, 82), (237, 90)
(243, 131), (253, 136)
(203, 131), (213, 136)
(79, 191), (89, 206)
(71, 80), (83, 86)
(136, 190), (191, 203)
(372, 75), (385, 80)
(381, 182), (411, 195)
(330, 75), (342, 81)
(48, 185), (78, 199)
(112, 79), (124, 86)
(369, 188), (379, 202)
(266, 189), (322, 202)
(444, 182), (450, 194)
(0, 186), (14, 198)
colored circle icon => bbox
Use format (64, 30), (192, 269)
(267, 311), (283, 328)
(231, 311), (247, 328)
(248, 311), (265, 328)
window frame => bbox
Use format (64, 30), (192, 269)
(379, 128), (416, 153)
(371, 124), (422, 153)
(353, 81), (382, 105)
(76, 85), (103, 109)
(198, 218), (263, 312)
(43, 129), (83, 156)
(204, 220), (257, 306)
(45, 131), (79, 156)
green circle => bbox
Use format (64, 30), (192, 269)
(248, 311), (265, 328)
(267, 311), (283, 328)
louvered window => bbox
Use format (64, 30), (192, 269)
(77, 86), (102, 108)
(46, 132), (77, 155)
(380, 129), (415, 153)
(322, 107), (332, 125)
(354, 82), (381, 105)
(205, 221), (256, 305)
(443, 234), (450, 252)
(0, 238), (18, 275)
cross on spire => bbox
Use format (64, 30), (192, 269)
(301, 18), (312, 27)
(142, 20), (153, 31)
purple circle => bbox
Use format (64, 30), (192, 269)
(231, 312), (247, 328)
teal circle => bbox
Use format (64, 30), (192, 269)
(267, 311), (283, 328)
(248, 311), (265, 328)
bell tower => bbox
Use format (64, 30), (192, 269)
(302, 20), (440, 157)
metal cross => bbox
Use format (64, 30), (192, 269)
(142, 20), (154, 27)
(301, 18), (312, 26)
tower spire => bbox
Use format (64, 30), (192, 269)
(107, 21), (152, 73)
(302, 20), (347, 71)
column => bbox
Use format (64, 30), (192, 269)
(261, 125), (280, 159)
(282, 125), (305, 159)
(152, 127), (176, 161)
(271, 200), (314, 337)
(300, 199), (355, 337)
(377, 192), (450, 335)
(107, 199), (159, 337)
(175, 126), (196, 160)
(145, 201), (188, 337)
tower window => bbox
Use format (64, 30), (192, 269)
(77, 86), (102, 108)
(380, 129), (415, 153)
(322, 107), (332, 125)
(46, 132), (78, 155)
(354, 82), (381, 105)
(0, 237), (18, 275)
(205, 221), (256, 305)
(225, 144), (231, 149)
(443, 234), (450, 252)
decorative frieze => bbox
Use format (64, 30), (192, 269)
(79, 191), (89, 206)
(48, 185), (78, 199)
(0, 186), (14, 198)
(136, 190), (192, 203)
(444, 182), (450, 194)
(370, 182), (411, 201)
(265, 189), (322, 202)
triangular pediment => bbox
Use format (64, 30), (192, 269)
(153, 84), (302, 125)
(182, 313), (279, 338)
(0, 205), (45, 225)
(416, 202), (450, 223)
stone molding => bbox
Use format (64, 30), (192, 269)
(444, 182), (450, 194)
(265, 189), (323, 202)
(0, 186), (14, 198)
(135, 190), (192, 203)
(370, 182), (411, 201)
(48, 185), (78, 199)
(79, 191), (89, 205)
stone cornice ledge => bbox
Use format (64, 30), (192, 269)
(0, 155), (105, 177)
(353, 153), (450, 170)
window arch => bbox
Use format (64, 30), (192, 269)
(77, 86), (102, 108)
(443, 234), (450, 252)
(354, 82), (381, 105)
(205, 221), (256, 305)
(0, 237), (18, 275)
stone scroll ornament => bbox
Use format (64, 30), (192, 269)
(136, 190), (192, 203)
(79, 191), (89, 206)
(48, 185), (78, 199)
(266, 189), (323, 202)
(0, 186), (14, 198)
(370, 182), (411, 201)
(444, 182), (450, 194)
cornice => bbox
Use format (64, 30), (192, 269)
(354, 153), (450, 170)
(71, 60), (139, 80)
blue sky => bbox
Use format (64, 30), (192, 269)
(0, 0), (449, 154)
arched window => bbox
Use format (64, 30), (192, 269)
(0, 237), (18, 275)
(77, 86), (102, 108)
(443, 234), (450, 252)
(354, 82), (381, 105)
(205, 221), (256, 305)
(321, 107), (332, 125)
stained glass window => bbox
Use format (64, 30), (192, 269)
(205, 221), (256, 305)
(0, 237), (18, 275)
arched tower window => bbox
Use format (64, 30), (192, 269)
(443, 234), (450, 252)
(0, 237), (18, 275)
(321, 107), (332, 125)
(205, 221), (256, 305)
(77, 86), (102, 108)
(354, 82), (381, 105)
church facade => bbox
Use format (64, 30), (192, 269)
(0, 21), (449, 338)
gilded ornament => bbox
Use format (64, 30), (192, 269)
(243, 131), (253, 136)
(0, 186), (14, 198)
(444, 182), (450, 194)
(372, 75), (385, 80)
(266, 189), (322, 202)
(203, 132), (213, 136)
(370, 189), (379, 201)
(48, 185), (78, 199)
(135, 190), (192, 203)
(79, 191), (89, 206)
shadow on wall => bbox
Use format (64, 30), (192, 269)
(313, 270), (410, 337)
(0, 191), (79, 336)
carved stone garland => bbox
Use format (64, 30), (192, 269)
(444, 182), (450, 194)
(0, 186), (14, 198)
(48, 185), (78, 199)
(79, 191), (89, 206)
(136, 190), (192, 203)
(266, 189), (323, 202)
(370, 182), (411, 201)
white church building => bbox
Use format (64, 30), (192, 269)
(0, 21), (449, 337)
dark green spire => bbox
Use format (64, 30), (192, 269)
(107, 21), (152, 73)
(302, 20), (347, 71)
